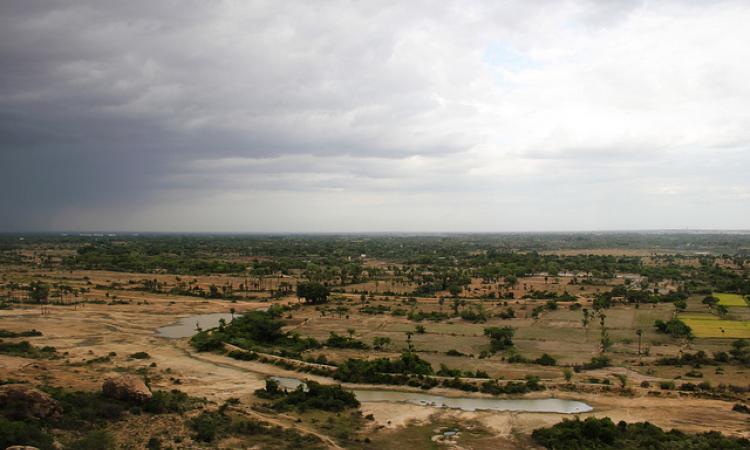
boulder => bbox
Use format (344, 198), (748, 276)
(102, 374), (152, 403)
(0, 385), (61, 420)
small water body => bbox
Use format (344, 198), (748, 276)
(270, 377), (591, 414)
(157, 313), (234, 338)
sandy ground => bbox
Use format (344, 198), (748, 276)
(1, 295), (749, 447)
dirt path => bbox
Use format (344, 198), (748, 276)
(232, 406), (346, 450)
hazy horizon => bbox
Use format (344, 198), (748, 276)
(2, 1), (749, 232)
(4, 228), (750, 236)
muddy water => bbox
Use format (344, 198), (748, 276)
(270, 376), (592, 414)
(157, 313), (234, 338)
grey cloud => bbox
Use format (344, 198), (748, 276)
(1, 0), (749, 231)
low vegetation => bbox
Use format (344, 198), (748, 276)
(532, 417), (750, 449)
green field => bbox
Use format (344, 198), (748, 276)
(714, 293), (749, 307)
(679, 312), (750, 339)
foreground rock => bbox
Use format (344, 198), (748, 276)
(0, 385), (61, 420)
(102, 374), (152, 403)
(6, 446), (41, 450)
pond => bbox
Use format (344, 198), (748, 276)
(157, 312), (234, 338)
(270, 377), (592, 414)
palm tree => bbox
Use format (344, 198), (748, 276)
(636, 329), (643, 362)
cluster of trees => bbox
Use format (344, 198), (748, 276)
(325, 331), (369, 349)
(255, 379), (360, 412)
(532, 417), (750, 450)
(190, 309), (318, 353)
(654, 319), (693, 339)
(334, 352), (434, 384)
(64, 243), (245, 274)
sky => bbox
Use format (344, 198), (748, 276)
(1, 0), (749, 232)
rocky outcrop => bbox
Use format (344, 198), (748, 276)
(0, 385), (61, 420)
(101, 374), (152, 403)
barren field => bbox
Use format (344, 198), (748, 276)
(1, 235), (749, 449)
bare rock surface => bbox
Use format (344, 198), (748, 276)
(102, 374), (152, 403)
(0, 384), (61, 420)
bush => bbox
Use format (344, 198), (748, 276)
(0, 340), (57, 359)
(659, 381), (675, 390)
(0, 329), (42, 338)
(0, 418), (55, 450)
(534, 353), (557, 366)
(190, 411), (230, 442)
(144, 389), (201, 414)
(129, 351), (151, 359)
(575, 355), (610, 371)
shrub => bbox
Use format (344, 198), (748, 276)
(0, 418), (55, 450)
(534, 353), (557, 366)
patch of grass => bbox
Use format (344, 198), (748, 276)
(715, 293), (749, 307)
(678, 314), (750, 339)
(69, 429), (116, 450)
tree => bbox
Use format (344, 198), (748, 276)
(654, 319), (692, 339)
(29, 281), (49, 304)
(484, 327), (514, 352)
(296, 282), (330, 305)
(451, 298), (462, 315)
(599, 312), (612, 353)
(563, 368), (573, 383)
(581, 308), (591, 338)
(29, 281), (50, 316)
(636, 329), (643, 361)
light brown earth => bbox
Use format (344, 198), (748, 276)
(2, 290), (749, 449)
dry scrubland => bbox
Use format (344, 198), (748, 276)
(1, 234), (749, 449)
